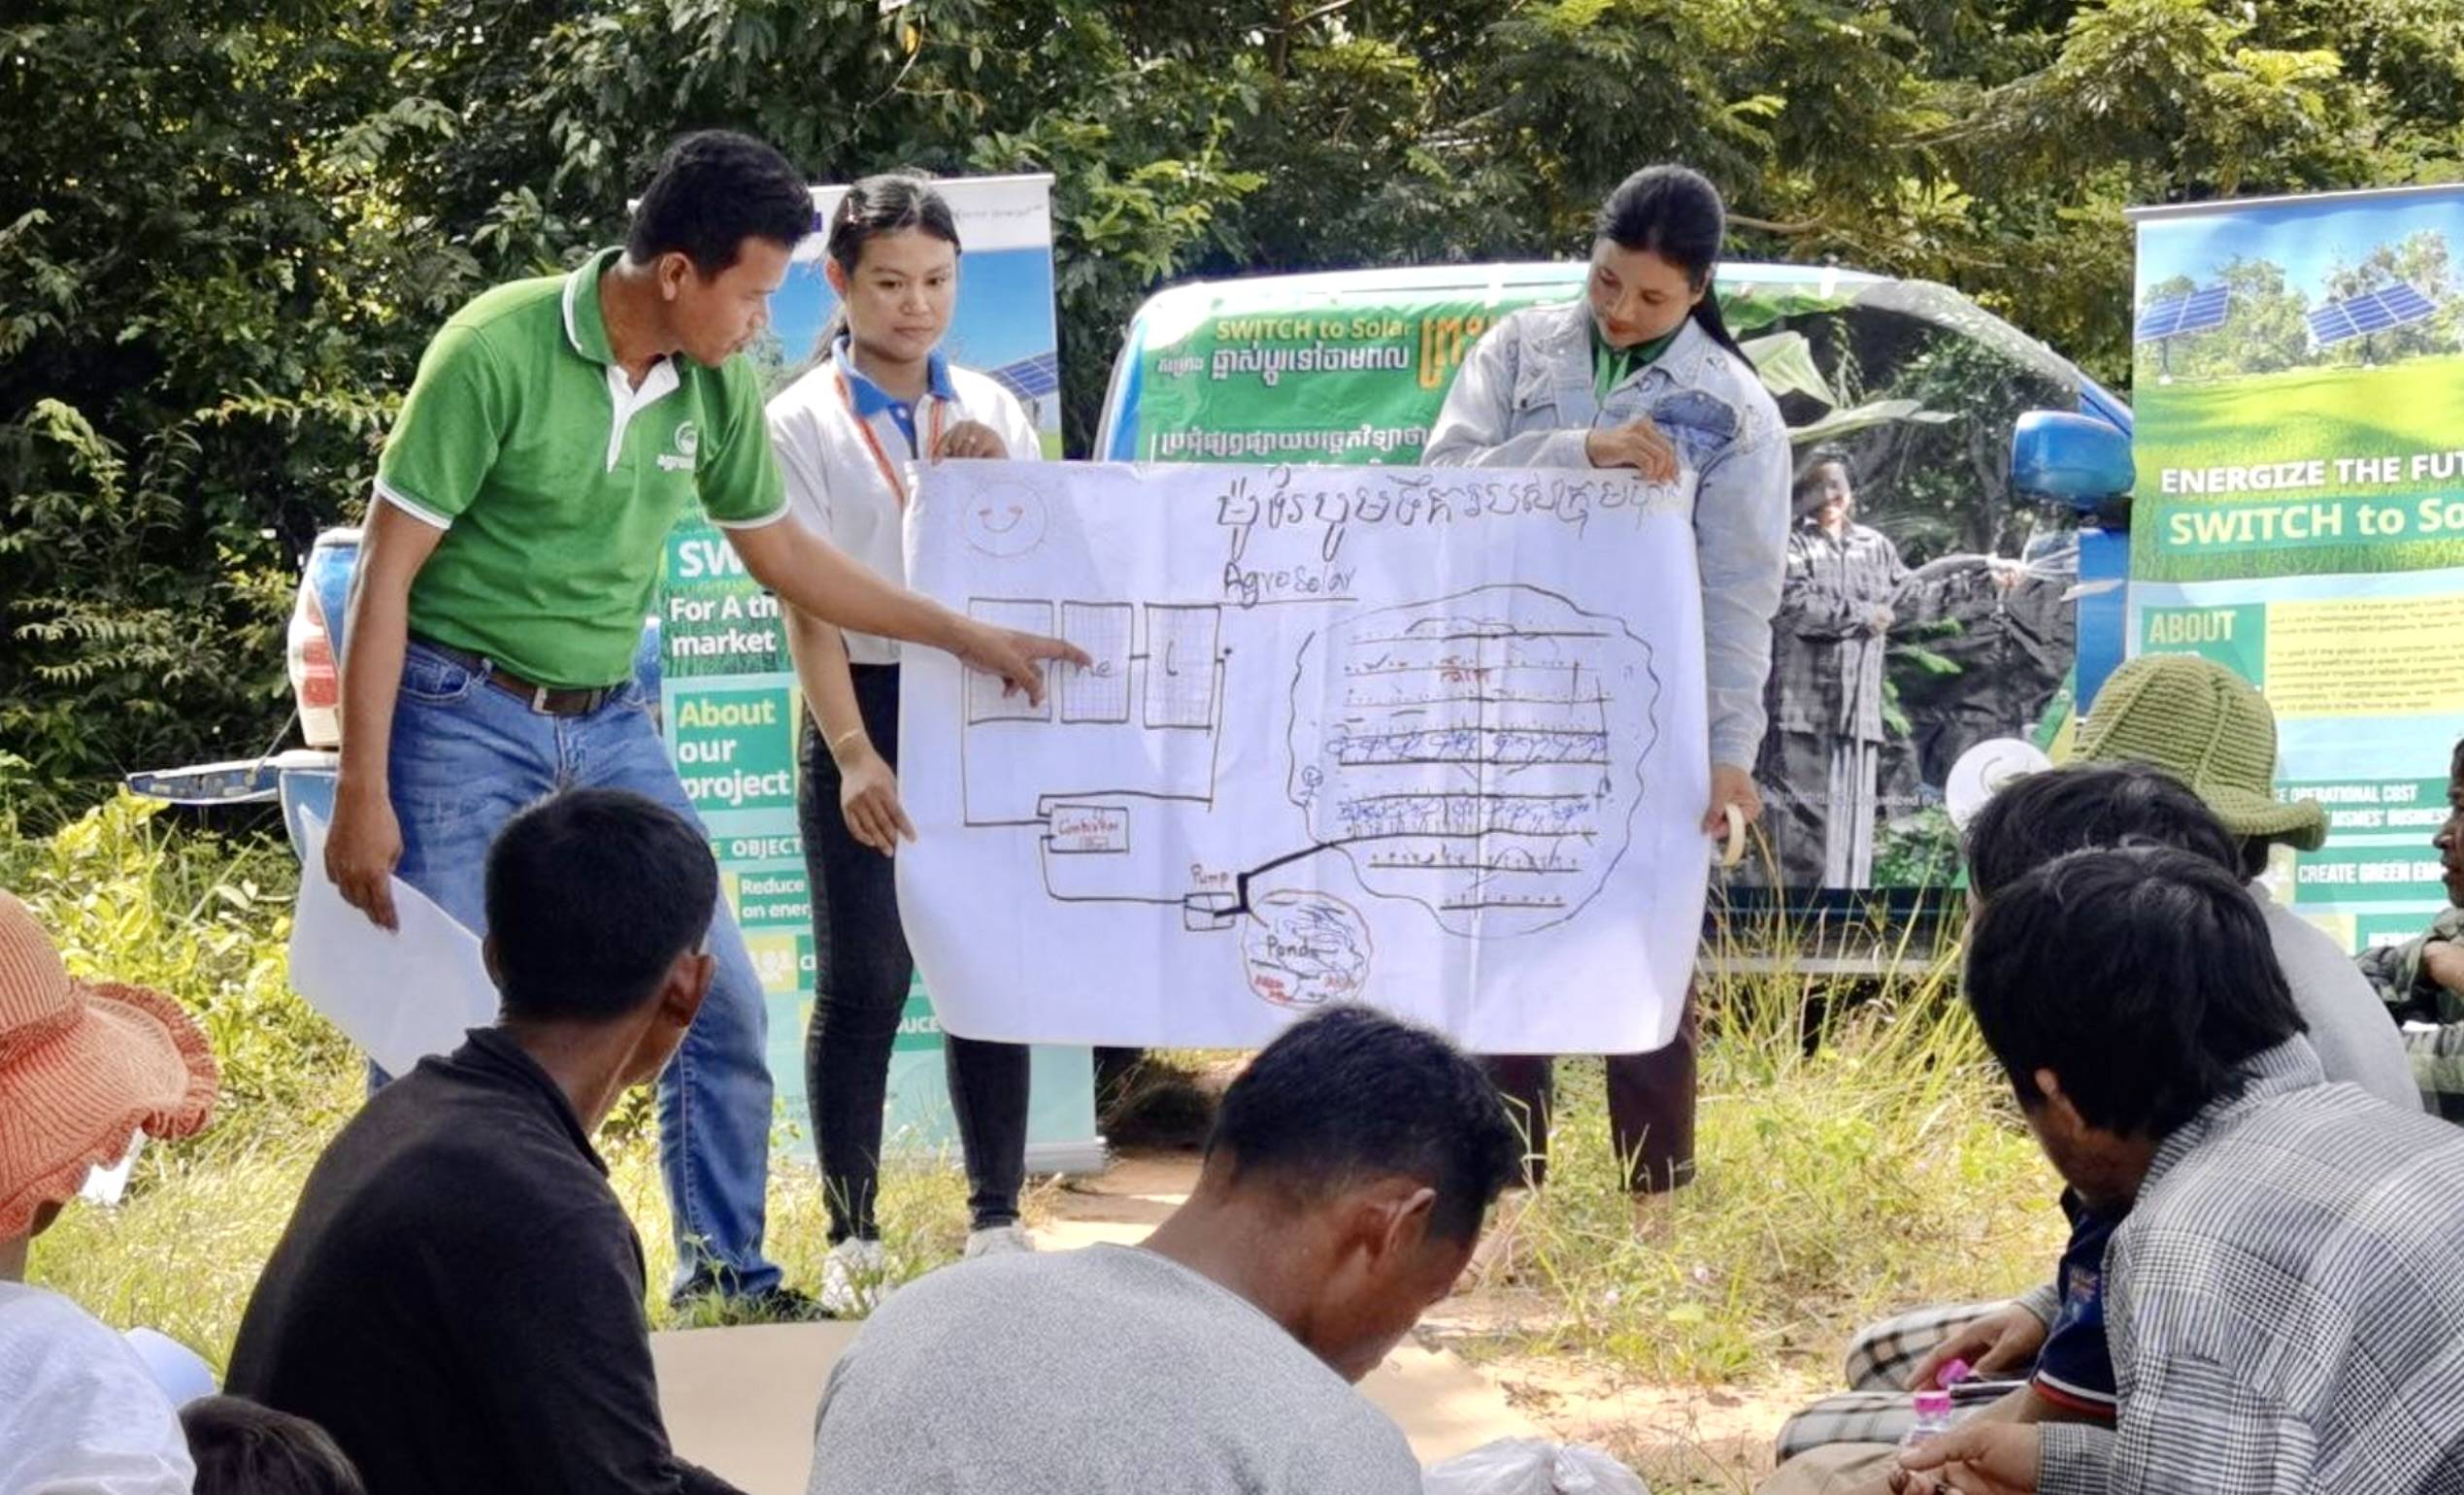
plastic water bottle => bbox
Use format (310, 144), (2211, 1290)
(1901, 1387), (1956, 1448)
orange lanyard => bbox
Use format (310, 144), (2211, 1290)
(836, 366), (948, 509)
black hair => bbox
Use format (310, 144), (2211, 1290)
(828, 171), (962, 278)
(183, 1396), (367, 1495)
(819, 171), (962, 353)
(2450, 733), (2464, 789)
(483, 789), (717, 1023)
(626, 130), (814, 275)
(1964, 761), (2243, 900)
(1595, 165), (1748, 363)
(1964, 845), (2304, 1137)
(1791, 444), (1853, 519)
(1206, 1005), (1520, 1244)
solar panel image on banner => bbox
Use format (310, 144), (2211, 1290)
(2135, 285), (2229, 342)
(2309, 283), (2440, 348)
(989, 349), (1061, 401)
(2174, 286), (2229, 336)
(2134, 293), (2186, 343)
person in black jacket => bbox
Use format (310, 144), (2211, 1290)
(229, 788), (746, 1495)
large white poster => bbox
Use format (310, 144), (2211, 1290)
(896, 461), (1712, 1052)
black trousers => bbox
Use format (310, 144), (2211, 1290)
(1482, 983), (1699, 1194)
(799, 663), (1030, 1242)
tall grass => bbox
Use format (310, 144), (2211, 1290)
(16, 794), (2064, 1414)
(5, 796), (353, 1133)
(1469, 913), (2064, 1385)
(12, 794), (982, 1362)
(36, 1111), (983, 1369)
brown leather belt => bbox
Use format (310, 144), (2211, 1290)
(411, 637), (625, 716)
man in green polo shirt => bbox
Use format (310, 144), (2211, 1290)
(322, 130), (1080, 1313)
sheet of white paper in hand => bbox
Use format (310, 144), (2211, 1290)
(897, 460), (1711, 1054)
(78, 1131), (143, 1208)
(289, 810), (499, 1075)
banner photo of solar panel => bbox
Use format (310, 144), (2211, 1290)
(655, 175), (1103, 1171)
(2125, 184), (2464, 954)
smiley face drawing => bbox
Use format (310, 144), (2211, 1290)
(960, 480), (1049, 558)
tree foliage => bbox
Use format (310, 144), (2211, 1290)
(5, 0), (2462, 818)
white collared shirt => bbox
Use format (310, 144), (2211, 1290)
(766, 356), (1044, 663)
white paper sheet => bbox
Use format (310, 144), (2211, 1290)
(288, 810), (499, 1075)
(897, 461), (1712, 1054)
(77, 1131), (142, 1207)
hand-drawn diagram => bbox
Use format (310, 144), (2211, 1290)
(1288, 587), (1656, 936)
(1241, 890), (1373, 1008)
(954, 582), (1653, 1005)
(959, 598), (1228, 828)
(898, 459), (1711, 1050)
(967, 599), (1058, 724)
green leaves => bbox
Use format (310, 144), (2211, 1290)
(5, 0), (2460, 825)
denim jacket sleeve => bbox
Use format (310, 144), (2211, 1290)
(1695, 394), (1789, 769)
(1420, 317), (1593, 471)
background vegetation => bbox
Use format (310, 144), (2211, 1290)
(6, 11), (2447, 1478)
(6, 0), (2464, 814)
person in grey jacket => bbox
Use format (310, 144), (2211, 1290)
(1423, 165), (1789, 1244)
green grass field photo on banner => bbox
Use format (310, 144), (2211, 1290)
(2130, 187), (2464, 585)
(2133, 353), (2464, 581)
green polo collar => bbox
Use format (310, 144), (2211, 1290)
(1592, 317), (1680, 401)
(560, 248), (622, 367)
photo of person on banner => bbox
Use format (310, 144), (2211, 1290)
(765, 173), (1050, 1316)
(1748, 446), (1908, 890)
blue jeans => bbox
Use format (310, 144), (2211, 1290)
(385, 640), (782, 1300)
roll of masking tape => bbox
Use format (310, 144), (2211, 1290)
(1719, 802), (1747, 868)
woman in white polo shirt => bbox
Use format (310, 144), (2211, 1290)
(766, 174), (1043, 1313)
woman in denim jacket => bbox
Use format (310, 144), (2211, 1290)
(1424, 165), (1789, 1248)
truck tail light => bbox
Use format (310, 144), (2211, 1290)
(288, 583), (342, 748)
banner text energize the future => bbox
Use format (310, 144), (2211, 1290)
(2158, 448), (2464, 550)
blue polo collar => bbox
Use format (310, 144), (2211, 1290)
(833, 336), (957, 415)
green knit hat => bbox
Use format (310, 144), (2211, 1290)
(2075, 653), (2327, 851)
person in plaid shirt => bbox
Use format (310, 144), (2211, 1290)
(1893, 845), (2464, 1495)
(1765, 757), (2421, 1495)
(2354, 735), (2464, 1119)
